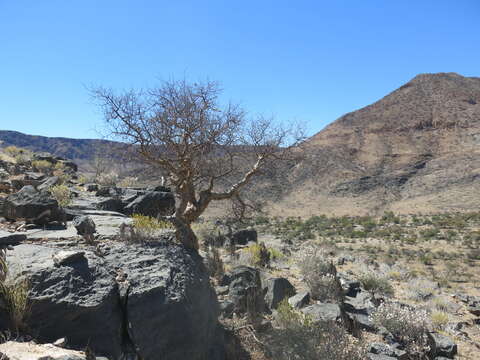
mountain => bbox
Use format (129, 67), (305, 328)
(0, 130), (116, 161)
(267, 72), (480, 216)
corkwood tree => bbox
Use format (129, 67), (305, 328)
(91, 79), (304, 250)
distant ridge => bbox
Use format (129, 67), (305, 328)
(0, 130), (117, 161)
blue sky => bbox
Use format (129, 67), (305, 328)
(0, 1), (479, 139)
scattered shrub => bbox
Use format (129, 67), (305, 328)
(430, 311), (449, 330)
(132, 214), (172, 236)
(268, 299), (366, 360)
(370, 302), (430, 354)
(358, 272), (394, 297)
(49, 184), (72, 207)
(97, 171), (119, 187)
(408, 278), (438, 301)
(243, 242), (271, 268)
(31, 160), (53, 173)
(299, 250), (342, 302)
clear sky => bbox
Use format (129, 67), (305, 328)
(0, 1), (479, 139)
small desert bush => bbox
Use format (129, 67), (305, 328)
(299, 250), (342, 301)
(268, 299), (366, 360)
(97, 171), (119, 187)
(243, 243), (271, 268)
(430, 311), (449, 330)
(132, 214), (172, 234)
(31, 160), (53, 173)
(370, 302), (430, 354)
(117, 176), (138, 188)
(49, 184), (72, 207)
(358, 272), (394, 297)
(408, 278), (438, 301)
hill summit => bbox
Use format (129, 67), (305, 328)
(268, 72), (480, 216)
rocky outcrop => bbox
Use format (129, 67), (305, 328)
(264, 277), (296, 310)
(7, 244), (123, 358)
(2, 185), (63, 224)
(5, 239), (219, 360)
(123, 190), (175, 217)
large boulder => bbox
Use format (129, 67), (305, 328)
(6, 244), (123, 358)
(230, 229), (257, 246)
(265, 277), (296, 310)
(3, 185), (63, 224)
(101, 241), (218, 360)
(227, 266), (265, 314)
(6, 240), (219, 360)
(123, 191), (175, 217)
(37, 176), (60, 192)
(301, 303), (344, 324)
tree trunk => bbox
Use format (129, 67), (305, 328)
(174, 218), (199, 250)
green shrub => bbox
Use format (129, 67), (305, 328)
(32, 160), (53, 173)
(430, 311), (449, 330)
(132, 214), (173, 236)
(244, 242), (271, 268)
(358, 272), (394, 297)
(49, 184), (72, 207)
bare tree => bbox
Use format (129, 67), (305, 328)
(91, 79), (304, 250)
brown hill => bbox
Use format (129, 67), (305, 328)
(267, 72), (480, 216)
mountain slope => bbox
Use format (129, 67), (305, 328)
(0, 130), (116, 161)
(268, 72), (480, 216)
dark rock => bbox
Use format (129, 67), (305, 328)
(7, 240), (219, 360)
(369, 342), (408, 360)
(428, 332), (457, 358)
(230, 229), (257, 246)
(37, 176), (60, 192)
(288, 291), (310, 309)
(24, 172), (46, 181)
(148, 185), (171, 192)
(301, 303), (343, 323)
(96, 186), (121, 197)
(6, 244), (123, 358)
(265, 277), (296, 310)
(219, 300), (235, 318)
(102, 241), (218, 360)
(339, 275), (361, 297)
(85, 183), (99, 192)
(228, 266), (264, 314)
(72, 216), (96, 235)
(123, 191), (175, 217)
(0, 230), (27, 246)
(344, 291), (375, 315)
(61, 160), (78, 172)
(347, 312), (376, 332)
(3, 185), (63, 224)
(96, 198), (124, 213)
(215, 285), (229, 296)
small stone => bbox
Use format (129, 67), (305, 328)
(428, 332), (457, 358)
(52, 250), (86, 266)
(53, 338), (67, 347)
(288, 291), (310, 309)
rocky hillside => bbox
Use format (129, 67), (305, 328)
(268, 72), (480, 216)
(0, 130), (116, 161)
